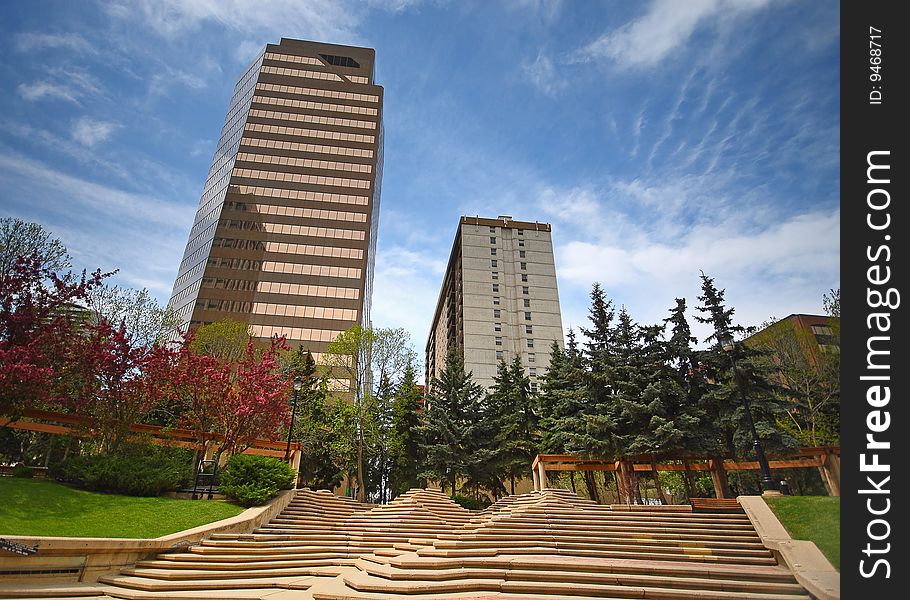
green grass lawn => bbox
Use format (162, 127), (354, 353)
(764, 495), (839, 570)
(0, 477), (245, 538)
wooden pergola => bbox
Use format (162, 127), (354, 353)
(1, 408), (301, 459)
(531, 446), (841, 497)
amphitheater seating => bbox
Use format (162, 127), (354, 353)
(3, 487), (811, 599)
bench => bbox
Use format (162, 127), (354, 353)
(689, 498), (743, 513)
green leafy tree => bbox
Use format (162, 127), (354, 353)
(190, 318), (257, 362)
(487, 357), (537, 495)
(0, 217), (70, 276)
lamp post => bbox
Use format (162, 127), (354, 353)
(720, 336), (778, 494)
(284, 378), (302, 462)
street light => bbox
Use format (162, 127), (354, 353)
(284, 378), (302, 462)
(719, 335), (778, 494)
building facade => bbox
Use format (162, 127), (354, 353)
(426, 216), (565, 392)
(166, 38), (383, 364)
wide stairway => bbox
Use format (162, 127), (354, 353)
(6, 488), (812, 599)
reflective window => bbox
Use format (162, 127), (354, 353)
(248, 108), (375, 130)
(252, 303), (358, 321)
(256, 81), (379, 103)
(233, 184), (369, 206)
(245, 122), (374, 144)
(232, 168), (371, 190)
(264, 241), (364, 259)
(236, 151), (372, 174)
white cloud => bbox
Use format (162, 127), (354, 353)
(104, 0), (361, 43)
(575, 0), (775, 68)
(15, 32), (96, 54)
(71, 118), (119, 147)
(0, 152), (195, 307)
(17, 82), (79, 103)
(522, 51), (566, 96)
(16, 68), (103, 105)
(371, 245), (446, 362)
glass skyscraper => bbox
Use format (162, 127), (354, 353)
(166, 39), (383, 363)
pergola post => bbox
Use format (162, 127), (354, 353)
(537, 460), (547, 491)
(532, 468), (540, 491)
(819, 451), (841, 497)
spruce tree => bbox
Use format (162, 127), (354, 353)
(489, 357), (537, 495)
(388, 363), (422, 498)
(417, 348), (492, 496)
(695, 272), (797, 493)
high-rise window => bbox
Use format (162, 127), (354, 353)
(521, 274), (528, 282)
(528, 352), (536, 363)
(525, 312), (532, 321)
(491, 259), (498, 267)
(496, 350), (503, 360)
(527, 339), (534, 348)
(522, 286), (529, 294)
(493, 296), (500, 305)
(494, 322), (502, 332)
(520, 262), (527, 270)
(492, 284), (499, 292)
(490, 236), (496, 244)
(519, 250), (526, 258)
(491, 248), (497, 256)
(493, 309), (501, 318)
(523, 299), (531, 307)
(495, 336), (502, 346)
(526, 325), (533, 334)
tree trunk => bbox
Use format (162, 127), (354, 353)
(510, 475), (515, 496)
(632, 470), (643, 504)
(356, 428), (365, 502)
(650, 458), (667, 504)
(569, 471), (576, 493)
(710, 455), (733, 498)
(683, 460), (696, 500)
(582, 471), (600, 503)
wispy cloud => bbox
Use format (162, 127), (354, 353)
(104, 0), (362, 43)
(15, 32), (96, 54)
(71, 117), (119, 147)
(575, 0), (775, 69)
(522, 51), (566, 96)
(17, 82), (79, 103)
(16, 67), (103, 105)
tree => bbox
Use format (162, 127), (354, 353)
(85, 284), (179, 349)
(823, 287), (840, 318)
(190, 318), (257, 362)
(147, 333), (291, 462)
(488, 357), (537, 495)
(0, 217), (70, 276)
(1, 254), (107, 416)
(748, 316), (840, 447)
(694, 272), (797, 495)
(388, 363), (422, 498)
(324, 325), (416, 501)
(55, 321), (150, 453)
(418, 347), (492, 496)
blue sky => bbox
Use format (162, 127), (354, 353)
(0, 0), (839, 363)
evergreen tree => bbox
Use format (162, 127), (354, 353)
(537, 335), (588, 458)
(489, 357), (537, 495)
(388, 364), (422, 498)
(694, 272), (797, 492)
(418, 348), (492, 496)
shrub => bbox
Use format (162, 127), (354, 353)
(12, 464), (36, 478)
(452, 494), (490, 511)
(51, 443), (193, 496)
(219, 454), (295, 507)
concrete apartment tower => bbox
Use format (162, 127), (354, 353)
(166, 39), (383, 363)
(426, 216), (565, 393)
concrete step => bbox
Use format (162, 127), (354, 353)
(355, 558), (807, 595)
